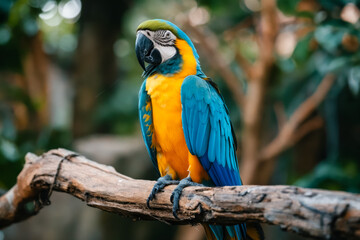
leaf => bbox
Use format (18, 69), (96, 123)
(277, 0), (301, 15)
(22, 17), (38, 36)
(0, 111), (16, 141)
(348, 66), (360, 96)
(294, 161), (358, 192)
(316, 55), (350, 74)
(0, 139), (19, 162)
(292, 33), (313, 64)
(314, 23), (348, 54)
(327, 57), (350, 72)
(317, 0), (345, 11)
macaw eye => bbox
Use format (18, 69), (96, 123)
(165, 30), (171, 38)
(146, 30), (151, 37)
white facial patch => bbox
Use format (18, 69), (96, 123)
(138, 29), (177, 63)
(156, 44), (177, 63)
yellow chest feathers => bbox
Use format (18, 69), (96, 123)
(145, 38), (197, 108)
(143, 38), (209, 182)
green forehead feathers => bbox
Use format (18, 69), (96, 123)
(137, 20), (180, 38)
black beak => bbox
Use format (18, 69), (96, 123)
(135, 32), (162, 71)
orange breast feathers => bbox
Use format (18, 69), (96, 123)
(145, 39), (209, 183)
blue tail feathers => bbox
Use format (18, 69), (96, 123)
(209, 223), (247, 240)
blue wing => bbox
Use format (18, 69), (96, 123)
(139, 80), (159, 174)
(181, 75), (242, 187)
(181, 75), (245, 240)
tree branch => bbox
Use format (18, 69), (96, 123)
(0, 149), (359, 239)
(260, 74), (335, 161)
(240, 0), (279, 184)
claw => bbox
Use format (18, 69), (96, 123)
(147, 175), (179, 208)
(170, 177), (203, 219)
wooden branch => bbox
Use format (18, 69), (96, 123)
(240, 0), (279, 184)
(260, 74), (335, 161)
(1, 149), (360, 239)
(234, 51), (254, 79)
(258, 0), (278, 72)
(223, 17), (254, 41)
(290, 115), (324, 144)
(273, 102), (287, 130)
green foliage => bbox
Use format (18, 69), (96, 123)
(95, 80), (140, 135)
(273, 2), (360, 193)
(0, 82), (72, 189)
(292, 33), (313, 65)
(0, 126), (72, 189)
(295, 160), (360, 193)
(277, 0), (301, 15)
(348, 66), (360, 95)
(0, 0), (41, 72)
(0, 0), (82, 189)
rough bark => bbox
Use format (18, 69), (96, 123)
(0, 149), (359, 239)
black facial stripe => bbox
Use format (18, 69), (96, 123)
(154, 30), (174, 46)
(154, 38), (175, 47)
(155, 30), (167, 38)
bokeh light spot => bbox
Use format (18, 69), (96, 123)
(188, 7), (210, 26)
(114, 39), (130, 58)
(58, 0), (81, 20)
(276, 32), (297, 58)
(341, 3), (360, 24)
(39, 1), (57, 20)
(244, 0), (261, 12)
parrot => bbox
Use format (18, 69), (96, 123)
(135, 19), (264, 240)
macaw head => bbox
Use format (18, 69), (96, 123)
(135, 19), (205, 78)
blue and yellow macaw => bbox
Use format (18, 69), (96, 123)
(135, 19), (263, 240)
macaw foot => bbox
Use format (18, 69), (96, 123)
(147, 174), (179, 208)
(170, 177), (203, 219)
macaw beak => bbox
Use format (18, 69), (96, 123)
(135, 32), (162, 71)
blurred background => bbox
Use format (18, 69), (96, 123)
(0, 0), (360, 239)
